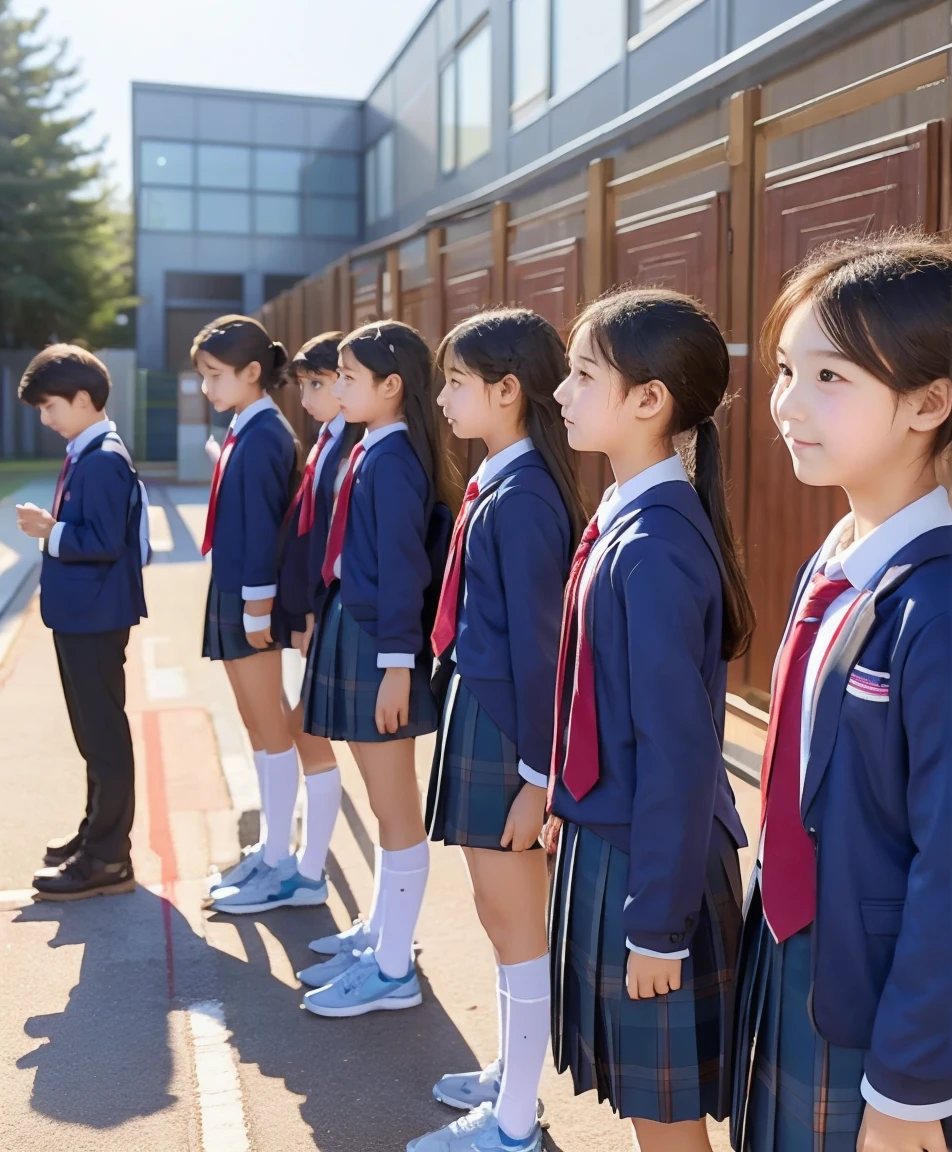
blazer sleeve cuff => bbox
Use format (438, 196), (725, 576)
(377, 653), (415, 669)
(861, 1077), (952, 1122)
(626, 940), (691, 960)
(518, 761), (549, 789)
(242, 584), (277, 600)
(47, 521), (65, 558)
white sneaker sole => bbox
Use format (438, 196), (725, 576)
(432, 1088), (548, 1125)
(212, 888), (328, 916)
(302, 990), (423, 1017)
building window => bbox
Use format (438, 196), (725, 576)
(630, 0), (703, 39)
(140, 187), (193, 231)
(255, 148), (307, 193)
(255, 194), (300, 236)
(197, 145), (250, 189)
(364, 131), (395, 226)
(304, 153), (360, 196)
(140, 141), (193, 186)
(511, 0), (549, 128)
(440, 22), (492, 175)
(306, 197), (360, 238)
(552, 0), (624, 101)
(197, 191), (251, 234)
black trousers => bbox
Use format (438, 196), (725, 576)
(53, 629), (135, 863)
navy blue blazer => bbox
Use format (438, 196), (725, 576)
(211, 408), (297, 597)
(339, 429), (432, 658)
(40, 433), (147, 634)
(277, 432), (347, 628)
(788, 527), (952, 1110)
(551, 481), (747, 954)
(455, 450), (572, 776)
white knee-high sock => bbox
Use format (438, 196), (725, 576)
(496, 961), (509, 1070)
(253, 750), (269, 842)
(374, 840), (429, 979)
(496, 954), (550, 1141)
(297, 768), (341, 881)
(367, 845), (385, 943)
(263, 747), (298, 867)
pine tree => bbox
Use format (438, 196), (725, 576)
(0, 0), (135, 348)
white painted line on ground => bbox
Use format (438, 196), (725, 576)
(142, 636), (188, 701)
(0, 888), (38, 909)
(147, 503), (175, 552)
(0, 562), (39, 668)
(187, 999), (250, 1152)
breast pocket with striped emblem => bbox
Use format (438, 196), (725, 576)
(846, 665), (890, 703)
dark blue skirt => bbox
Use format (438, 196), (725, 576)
(549, 821), (742, 1124)
(301, 588), (438, 743)
(426, 671), (541, 851)
(202, 577), (283, 662)
(731, 889), (952, 1152)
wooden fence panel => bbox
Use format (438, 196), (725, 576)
(507, 240), (581, 336)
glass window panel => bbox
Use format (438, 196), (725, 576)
(365, 148), (377, 226)
(140, 141), (193, 186)
(512, 0), (549, 111)
(552, 0), (623, 100)
(140, 187), (193, 230)
(197, 191), (251, 234)
(440, 61), (457, 175)
(255, 194), (300, 235)
(254, 148), (308, 192)
(306, 197), (359, 238)
(303, 153), (360, 196)
(376, 132), (395, 220)
(457, 26), (491, 168)
(197, 144), (250, 189)
(640, 0), (690, 27)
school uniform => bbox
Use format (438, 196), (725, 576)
(426, 438), (571, 849)
(201, 396), (297, 661)
(41, 418), (148, 865)
(732, 486), (952, 1152)
(302, 421), (438, 743)
(548, 455), (746, 1125)
(273, 413), (347, 648)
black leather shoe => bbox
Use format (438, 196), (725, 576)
(43, 832), (84, 867)
(33, 851), (135, 901)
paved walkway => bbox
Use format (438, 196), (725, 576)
(0, 483), (755, 1151)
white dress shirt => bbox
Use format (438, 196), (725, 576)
(47, 417), (115, 558)
(312, 412), (347, 492)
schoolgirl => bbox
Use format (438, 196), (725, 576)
(191, 316), (324, 915)
(547, 289), (754, 1152)
(408, 310), (587, 1152)
(298, 320), (449, 1017)
(731, 236), (952, 1152)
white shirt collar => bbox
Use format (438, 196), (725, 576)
(361, 420), (409, 451)
(68, 417), (115, 459)
(475, 437), (534, 488)
(230, 395), (277, 436)
(819, 486), (952, 589)
(596, 454), (690, 532)
(323, 412), (346, 441)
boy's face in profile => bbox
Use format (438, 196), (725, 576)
(36, 392), (98, 440)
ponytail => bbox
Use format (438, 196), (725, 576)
(190, 314), (288, 392)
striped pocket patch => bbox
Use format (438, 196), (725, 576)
(847, 665), (890, 702)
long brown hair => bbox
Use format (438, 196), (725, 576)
(437, 308), (588, 547)
(569, 288), (755, 661)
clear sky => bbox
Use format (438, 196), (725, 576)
(11, 0), (434, 200)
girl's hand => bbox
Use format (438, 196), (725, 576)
(542, 815), (562, 855)
(205, 435), (222, 464)
(15, 503), (55, 540)
(857, 1106), (947, 1152)
(500, 783), (547, 851)
(244, 597), (273, 650)
(626, 951), (682, 999)
(292, 614), (315, 657)
(375, 667), (410, 734)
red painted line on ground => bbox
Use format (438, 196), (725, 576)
(142, 709), (178, 1001)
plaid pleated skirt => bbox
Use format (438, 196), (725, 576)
(426, 671), (541, 851)
(549, 820), (743, 1124)
(301, 588), (438, 743)
(202, 577), (282, 662)
(730, 889), (952, 1152)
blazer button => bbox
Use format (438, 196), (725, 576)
(669, 933), (684, 944)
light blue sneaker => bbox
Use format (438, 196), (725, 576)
(297, 948), (362, 988)
(211, 857), (328, 915)
(308, 917), (374, 955)
(302, 949), (421, 1017)
(433, 1059), (502, 1109)
(407, 1101), (542, 1152)
(208, 843), (265, 896)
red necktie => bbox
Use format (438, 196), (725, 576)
(321, 442), (365, 586)
(430, 479), (481, 657)
(294, 428), (332, 537)
(548, 516), (602, 808)
(760, 571), (852, 941)
(52, 454), (72, 519)
(201, 429), (236, 557)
